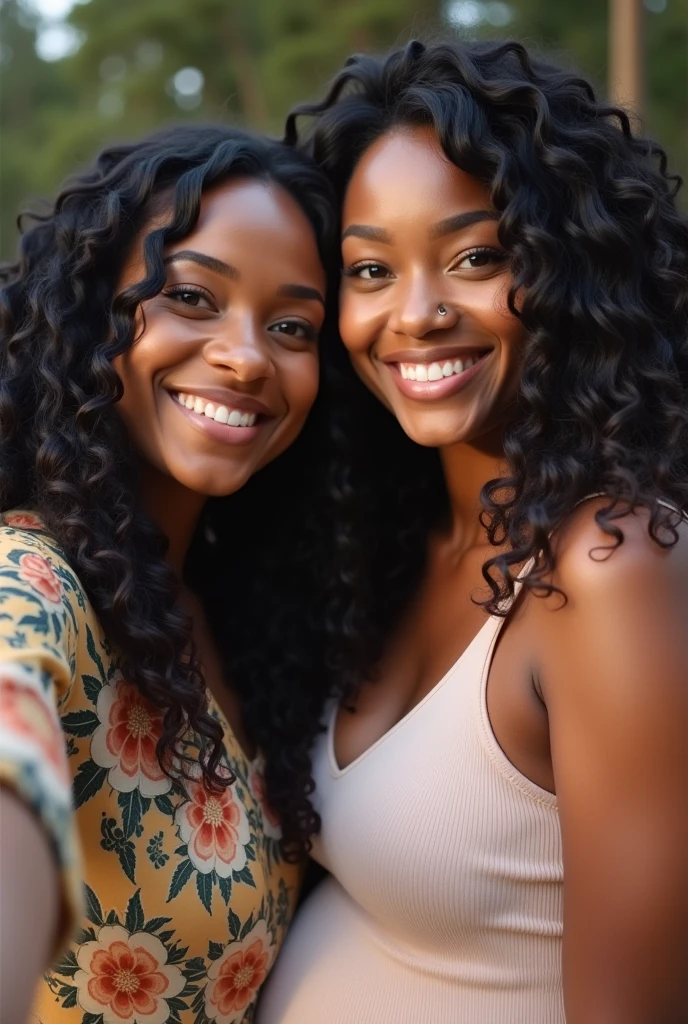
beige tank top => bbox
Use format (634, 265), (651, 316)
(258, 590), (564, 1023)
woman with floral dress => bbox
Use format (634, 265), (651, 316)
(0, 124), (335, 1024)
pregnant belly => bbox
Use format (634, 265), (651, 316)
(256, 876), (564, 1024)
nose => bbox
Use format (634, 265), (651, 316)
(387, 274), (458, 338)
(203, 313), (274, 383)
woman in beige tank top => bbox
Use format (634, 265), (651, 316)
(259, 38), (688, 1024)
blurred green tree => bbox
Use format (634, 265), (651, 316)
(1, 0), (685, 261)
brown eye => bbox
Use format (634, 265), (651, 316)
(269, 320), (317, 342)
(164, 286), (213, 308)
(345, 262), (391, 280)
(454, 248), (508, 272)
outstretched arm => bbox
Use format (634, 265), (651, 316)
(1, 788), (59, 1023)
(539, 508), (688, 1024)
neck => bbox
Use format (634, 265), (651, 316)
(439, 424), (506, 550)
(139, 466), (207, 577)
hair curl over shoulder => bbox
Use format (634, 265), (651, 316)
(0, 124), (338, 854)
(285, 39), (688, 715)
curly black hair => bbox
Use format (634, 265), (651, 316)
(284, 39), (688, 729)
(0, 124), (338, 855)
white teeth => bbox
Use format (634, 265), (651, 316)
(174, 393), (257, 427)
(399, 355), (486, 383)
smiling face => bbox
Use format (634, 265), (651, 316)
(114, 178), (325, 498)
(340, 126), (526, 449)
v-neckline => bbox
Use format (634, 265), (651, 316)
(328, 613), (499, 778)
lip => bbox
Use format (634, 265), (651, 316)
(384, 351), (491, 401)
(164, 385), (272, 417)
(380, 345), (491, 366)
(167, 390), (266, 446)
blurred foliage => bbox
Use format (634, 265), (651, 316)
(1, 0), (686, 259)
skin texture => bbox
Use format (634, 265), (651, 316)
(3, 178), (326, 1022)
(0, 788), (59, 1024)
(335, 125), (688, 1023)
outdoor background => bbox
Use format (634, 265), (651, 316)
(1, 0), (686, 261)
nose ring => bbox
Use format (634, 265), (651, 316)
(437, 304), (448, 316)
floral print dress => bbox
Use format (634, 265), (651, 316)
(0, 513), (299, 1024)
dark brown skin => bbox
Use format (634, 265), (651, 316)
(335, 126), (688, 1023)
(2, 178), (326, 1023)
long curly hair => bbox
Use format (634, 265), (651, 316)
(0, 124), (338, 854)
(285, 39), (688, 718)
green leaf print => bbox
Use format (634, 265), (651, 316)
(18, 610), (49, 634)
(154, 793), (176, 817)
(61, 988), (78, 1009)
(196, 870), (213, 914)
(218, 874), (232, 905)
(208, 940), (224, 960)
(53, 949), (79, 977)
(233, 864), (256, 888)
(100, 816), (137, 884)
(240, 912), (255, 941)
(86, 623), (106, 683)
(125, 889), (145, 933)
(228, 907), (241, 940)
(167, 858), (194, 902)
(118, 789), (150, 839)
(61, 709), (99, 737)
(82, 674), (103, 705)
(166, 940), (190, 965)
(82, 1012), (105, 1024)
(73, 759), (107, 807)
(143, 915), (172, 934)
(84, 884), (103, 927)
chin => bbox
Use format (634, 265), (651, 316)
(398, 416), (474, 450)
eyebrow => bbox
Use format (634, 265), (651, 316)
(163, 250), (239, 279)
(341, 210), (500, 245)
(341, 225), (392, 244)
(430, 210), (500, 239)
(165, 250), (324, 305)
(277, 283), (325, 306)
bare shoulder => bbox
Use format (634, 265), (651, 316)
(546, 498), (688, 610)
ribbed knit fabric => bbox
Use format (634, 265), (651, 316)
(258, 607), (565, 1024)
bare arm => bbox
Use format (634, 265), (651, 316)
(539, 510), (688, 1023)
(1, 787), (59, 1024)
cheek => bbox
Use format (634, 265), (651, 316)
(338, 291), (379, 356)
(283, 352), (320, 418)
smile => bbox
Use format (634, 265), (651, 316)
(399, 356), (479, 381)
(174, 391), (258, 427)
(388, 351), (491, 401)
(168, 390), (265, 446)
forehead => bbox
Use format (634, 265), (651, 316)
(343, 126), (491, 227)
(184, 178), (320, 261)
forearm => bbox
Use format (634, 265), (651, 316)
(0, 786), (59, 1024)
